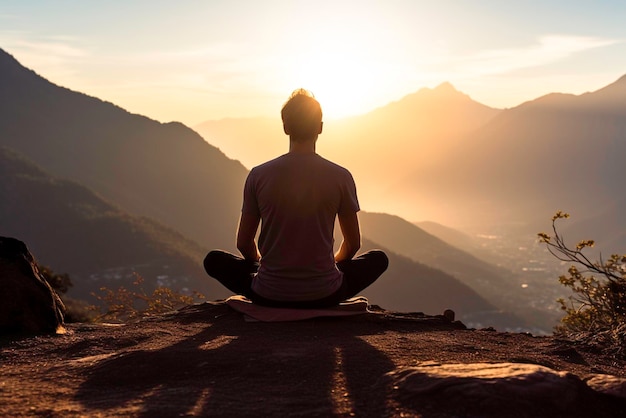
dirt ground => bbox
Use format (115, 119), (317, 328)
(1, 302), (625, 417)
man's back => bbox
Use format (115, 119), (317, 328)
(204, 89), (387, 308)
(244, 152), (359, 301)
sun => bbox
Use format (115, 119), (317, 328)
(280, 28), (392, 120)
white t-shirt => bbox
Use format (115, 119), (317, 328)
(242, 152), (360, 301)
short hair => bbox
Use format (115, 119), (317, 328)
(281, 88), (322, 140)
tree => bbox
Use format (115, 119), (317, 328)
(538, 211), (626, 358)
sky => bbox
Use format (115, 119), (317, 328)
(1, 0), (626, 126)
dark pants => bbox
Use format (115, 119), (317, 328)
(203, 250), (389, 308)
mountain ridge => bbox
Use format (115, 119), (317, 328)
(0, 48), (248, 251)
(0, 146), (224, 301)
(384, 72), (626, 229)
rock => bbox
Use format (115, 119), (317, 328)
(586, 374), (626, 399)
(0, 236), (65, 334)
(443, 309), (455, 321)
(387, 362), (607, 417)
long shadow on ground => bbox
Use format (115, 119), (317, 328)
(74, 303), (409, 417)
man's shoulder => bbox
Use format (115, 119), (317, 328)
(316, 155), (354, 178)
(250, 153), (353, 179)
(317, 155), (349, 170)
(249, 154), (287, 173)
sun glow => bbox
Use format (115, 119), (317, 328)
(280, 24), (399, 120)
(293, 59), (380, 119)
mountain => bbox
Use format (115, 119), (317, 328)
(388, 74), (626, 230)
(414, 220), (483, 256)
(330, 82), (501, 156)
(0, 146), (232, 302)
(0, 48), (248, 251)
(359, 212), (512, 286)
(325, 83), (502, 200)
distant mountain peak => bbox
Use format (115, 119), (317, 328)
(413, 81), (460, 97)
(433, 81), (458, 93)
(398, 81), (483, 108)
(417, 82), (475, 103)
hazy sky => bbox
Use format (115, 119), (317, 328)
(1, 0), (626, 125)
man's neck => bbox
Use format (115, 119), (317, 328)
(288, 137), (317, 154)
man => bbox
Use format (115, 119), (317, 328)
(204, 89), (388, 308)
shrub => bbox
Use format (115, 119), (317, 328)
(538, 211), (626, 358)
(92, 273), (205, 322)
(39, 265), (204, 323)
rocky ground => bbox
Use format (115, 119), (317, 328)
(1, 301), (625, 417)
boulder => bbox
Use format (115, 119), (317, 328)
(0, 236), (65, 334)
(585, 373), (626, 399)
(387, 362), (613, 417)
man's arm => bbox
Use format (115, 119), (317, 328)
(335, 211), (361, 263)
(236, 212), (261, 262)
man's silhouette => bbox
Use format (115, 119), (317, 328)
(204, 89), (388, 308)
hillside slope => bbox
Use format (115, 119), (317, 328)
(359, 212), (548, 330)
(0, 48), (247, 251)
(0, 147), (231, 301)
(390, 75), (626, 229)
(357, 237), (522, 329)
